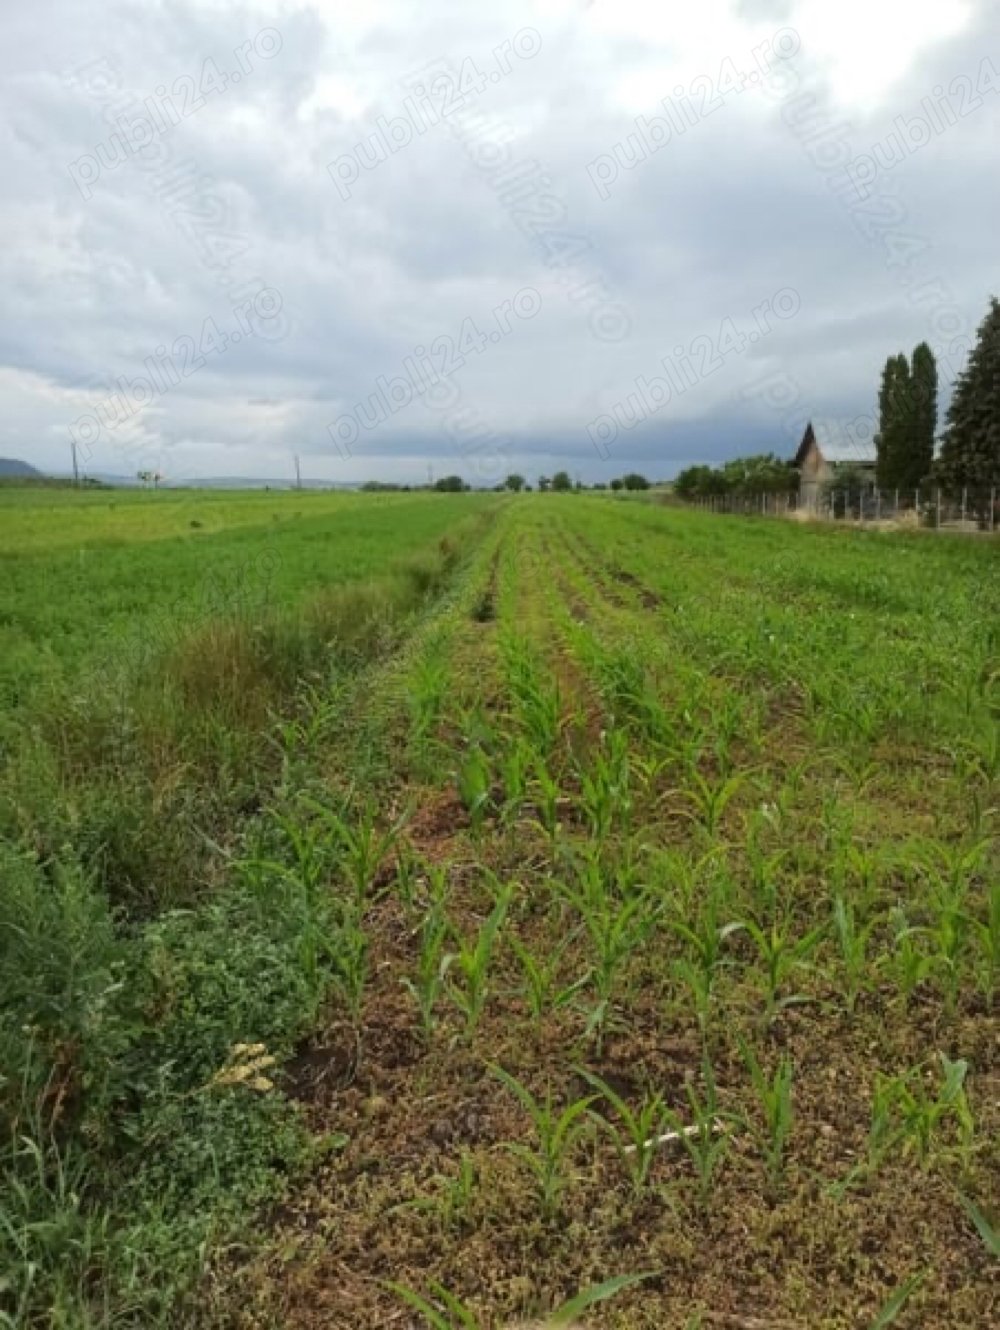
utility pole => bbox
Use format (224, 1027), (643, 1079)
(70, 439), (79, 487)
(294, 454), (302, 490)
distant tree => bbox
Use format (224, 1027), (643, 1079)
(551, 470), (572, 491)
(524, 484), (533, 492)
(592, 481), (608, 490)
(934, 297), (1000, 498)
(909, 342), (938, 488)
(504, 473), (526, 491)
(434, 474), (466, 492)
(720, 454), (796, 494)
(674, 455), (794, 500)
(621, 472), (650, 490)
(610, 477), (624, 491)
(674, 465), (719, 499)
(538, 475), (551, 492)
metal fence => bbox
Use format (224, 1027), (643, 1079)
(687, 487), (999, 533)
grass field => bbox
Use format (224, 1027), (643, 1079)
(1, 489), (997, 1328)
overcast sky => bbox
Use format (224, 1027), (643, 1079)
(2, 0), (997, 485)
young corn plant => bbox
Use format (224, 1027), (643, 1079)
(442, 884), (513, 1037)
(958, 1193), (1000, 1258)
(498, 734), (533, 823)
(492, 1067), (594, 1220)
(595, 649), (673, 747)
(557, 864), (659, 1053)
(869, 1054), (975, 1173)
(577, 729), (633, 841)
(666, 890), (741, 1036)
(740, 1037), (794, 1195)
(503, 635), (563, 753)
(832, 895), (881, 1014)
(577, 1068), (670, 1196)
(881, 906), (934, 1007)
(331, 902), (369, 1024)
(670, 1057), (734, 1210)
(529, 753), (562, 847)
(302, 795), (404, 909)
(675, 770), (748, 841)
(416, 1148), (480, 1233)
(402, 898), (449, 1039)
(408, 650), (449, 754)
(970, 878), (999, 1009)
(455, 741), (493, 840)
(732, 916), (824, 1028)
(509, 931), (589, 1024)
(390, 1272), (654, 1329)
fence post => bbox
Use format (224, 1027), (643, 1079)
(936, 487), (942, 529)
(894, 487), (899, 515)
(961, 487), (967, 525)
(876, 488), (881, 521)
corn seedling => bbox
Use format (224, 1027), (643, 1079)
(389, 1271), (654, 1329)
(509, 931), (590, 1024)
(302, 796), (404, 908)
(577, 729), (632, 840)
(402, 899), (449, 1038)
(398, 1148), (479, 1233)
(499, 735), (534, 821)
(455, 741), (493, 838)
(492, 1067), (594, 1220)
(577, 1068), (670, 1195)
(869, 1054), (975, 1171)
(832, 895), (881, 1013)
(731, 915), (824, 1027)
(331, 903), (369, 1023)
(529, 754), (562, 845)
(503, 636), (563, 752)
(409, 651), (449, 748)
(442, 884), (513, 1036)
(867, 1271), (926, 1328)
(666, 894), (741, 1034)
(958, 1192), (1000, 1257)
(674, 769), (747, 840)
(740, 1037), (793, 1194)
(970, 878), (1000, 1008)
(557, 868), (659, 1052)
(669, 1058), (734, 1209)
(882, 907), (934, 1006)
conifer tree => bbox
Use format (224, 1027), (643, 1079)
(935, 297), (1000, 495)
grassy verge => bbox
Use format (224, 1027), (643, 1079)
(0, 503), (498, 1328)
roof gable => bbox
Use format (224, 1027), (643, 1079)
(793, 420), (877, 466)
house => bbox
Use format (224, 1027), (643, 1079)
(793, 422), (877, 507)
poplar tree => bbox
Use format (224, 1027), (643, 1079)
(908, 342), (937, 489)
(874, 353), (911, 488)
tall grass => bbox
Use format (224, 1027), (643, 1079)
(0, 506), (493, 1326)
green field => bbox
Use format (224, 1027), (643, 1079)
(1, 489), (997, 1328)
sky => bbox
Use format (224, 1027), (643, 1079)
(1, 0), (997, 486)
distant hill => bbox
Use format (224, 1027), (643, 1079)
(0, 458), (43, 478)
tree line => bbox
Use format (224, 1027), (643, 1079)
(675, 294), (1000, 500)
(363, 471), (652, 493)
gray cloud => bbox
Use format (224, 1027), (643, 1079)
(1, 0), (997, 484)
